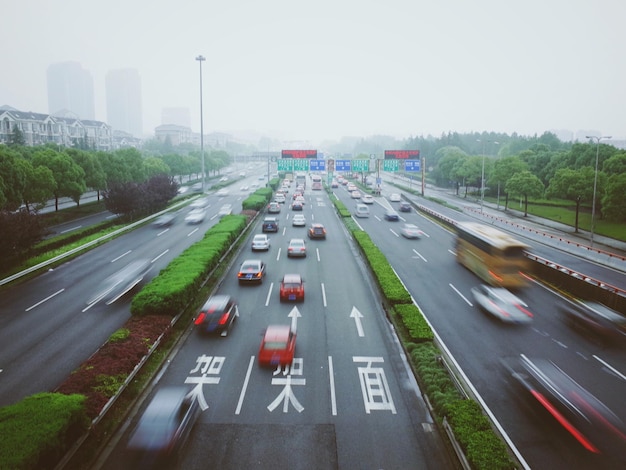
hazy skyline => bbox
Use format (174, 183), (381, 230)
(2, 0), (624, 143)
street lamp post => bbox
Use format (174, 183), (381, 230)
(585, 135), (611, 247)
(196, 55), (206, 192)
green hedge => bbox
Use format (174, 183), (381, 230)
(394, 304), (434, 342)
(0, 393), (89, 470)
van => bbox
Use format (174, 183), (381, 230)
(355, 203), (370, 218)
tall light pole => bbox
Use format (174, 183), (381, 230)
(585, 135), (611, 247)
(196, 55), (206, 192)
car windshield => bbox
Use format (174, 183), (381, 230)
(263, 341), (288, 350)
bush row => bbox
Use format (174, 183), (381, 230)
(329, 190), (514, 469)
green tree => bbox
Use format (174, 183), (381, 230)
(143, 156), (171, 178)
(8, 125), (26, 146)
(505, 171), (544, 217)
(67, 149), (106, 201)
(602, 173), (626, 222)
(0, 147), (27, 210)
(602, 152), (626, 176)
(492, 156), (528, 210)
(546, 167), (595, 232)
(32, 149), (86, 211)
(22, 164), (55, 212)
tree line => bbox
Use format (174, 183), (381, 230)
(0, 143), (233, 261)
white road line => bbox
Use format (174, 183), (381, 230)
(26, 289), (65, 311)
(236, 356), (256, 414)
(449, 283), (473, 306)
(111, 250), (132, 262)
(412, 249), (427, 262)
(187, 228), (199, 237)
(151, 249), (169, 263)
(276, 248), (282, 261)
(265, 283), (274, 307)
(60, 225), (82, 234)
(448, 249), (456, 256)
(156, 228), (169, 236)
(321, 283), (327, 307)
(594, 355), (626, 381)
(328, 356), (337, 416)
(390, 229), (399, 237)
(316, 248), (321, 262)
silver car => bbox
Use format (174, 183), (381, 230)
(251, 234), (270, 251)
(471, 285), (533, 324)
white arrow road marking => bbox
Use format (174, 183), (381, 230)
(350, 306), (365, 337)
(289, 306), (302, 333)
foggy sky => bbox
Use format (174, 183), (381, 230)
(2, 0), (624, 143)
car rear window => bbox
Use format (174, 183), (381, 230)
(263, 341), (287, 350)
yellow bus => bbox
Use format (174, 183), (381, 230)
(455, 222), (531, 288)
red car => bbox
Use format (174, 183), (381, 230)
(258, 324), (296, 367)
(279, 273), (304, 302)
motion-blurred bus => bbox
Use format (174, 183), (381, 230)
(455, 222), (531, 288)
(311, 174), (322, 190)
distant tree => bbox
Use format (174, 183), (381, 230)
(113, 148), (146, 182)
(492, 156), (528, 210)
(21, 164), (55, 212)
(67, 149), (106, 202)
(142, 174), (178, 213)
(602, 152), (626, 176)
(505, 171), (544, 217)
(8, 125), (26, 146)
(546, 167), (595, 232)
(103, 181), (142, 218)
(32, 149), (86, 210)
(143, 157), (170, 179)
(0, 209), (46, 262)
(103, 175), (178, 219)
(0, 147), (27, 210)
(602, 174), (626, 222)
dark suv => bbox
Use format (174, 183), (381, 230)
(262, 216), (279, 232)
(194, 295), (239, 336)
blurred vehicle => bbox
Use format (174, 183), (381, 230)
(308, 223), (326, 239)
(292, 214), (306, 227)
(153, 213), (176, 227)
(331, 180), (339, 188)
(456, 222), (531, 288)
(389, 193), (401, 202)
(290, 201), (303, 211)
(240, 185), (249, 191)
(279, 273), (305, 301)
(268, 202), (281, 213)
(87, 259), (152, 306)
(258, 325), (297, 367)
(262, 216), (279, 232)
(190, 196), (210, 209)
(185, 208), (206, 224)
(127, 387), (200, 467)
(215, 188), (229, 196)
(400, 223), (424, 239)
(559, 300), (626, 343)
(287, 238), (307, 257)
(190, 182), (203, 192)
(237, 259), (266, 284)
(355, 203), (370, 218)
(251, 234), (270, 251)
(194, 294), (239, 336)
(471, 285), (533, 324)
(347, 183), (357, 192)
(219, 176), (228, 182)
(384, 209), (400, 221)
(311, 174), (323, 190)
(351, 190), (361, 199)
(218, 204), (232, 217)
(361, 194), (374, 204)
(399, 201), (412, 212)
(275, 193), (286, 204)
(504, 355), (626, 458)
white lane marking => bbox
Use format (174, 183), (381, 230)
(152, 249), (169, 263)
(316, 248), (321, 262)
(236, 356), (255, 414)
(594, 355), (626, 382)
(265, 283), (274, 307)
(276, 248), (282, 261)
(412, 249), (427, 262)
(390, 229), (399, 237)
(329, 356), (337, 416)
(60, 225), (82, 234)
(111, 250), (132, 262)
(187, 228), (199, 237)
(156, 228), (169, 236)
(450, 283), (473, 306)
(321, 283), (327, 307)
(26, 289), (65, 311)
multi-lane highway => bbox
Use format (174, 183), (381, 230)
(2, 172), (626, 469)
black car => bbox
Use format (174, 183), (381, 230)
(384, 209), (400, 221)
(127, 387), (201, 467)
(262, 216), (279, 232)
(559, 300), (626, 344)
(194, 294), (239, 336)
(399, 201), (412, 212)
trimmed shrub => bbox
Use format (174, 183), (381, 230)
(394, 304), (434, 342)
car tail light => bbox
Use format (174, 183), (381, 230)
(218, 313), (230, 325)
(194, 312), (206, 325)
(516, 305), (534, 318)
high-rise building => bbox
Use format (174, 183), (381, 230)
(47, 61), (95, 120)
(161, 107), (191, 128)
(106, 68), (143, 137)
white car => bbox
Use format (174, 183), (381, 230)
(218, 204), (232, 217)
(275, 193), (286, 203)
(361, 194), (374, 204)
(216, 188), (229, 197)
(389, 193), (402, 202)
(251, 234), (270, 251)
(400, 223), (424, 239)
(185, 208), (206, 224)
(471, 285), (534, 324)
(351, 190), (361, 199)
(190, 197), (210, 209)
(292, 214), (306, 227)
(287, 238), (307, 258)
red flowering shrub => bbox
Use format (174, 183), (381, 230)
(57, 315), (173, 419)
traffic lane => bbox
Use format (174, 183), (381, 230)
(45, 210), (118, 238)
(0, 208), (224, 407)
(376, 225), (626, 466)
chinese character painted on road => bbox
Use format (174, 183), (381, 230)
(185, 355), (225, 411)
(353, 356), (396, 414)
(267, 358), (306, 413)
